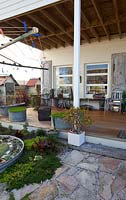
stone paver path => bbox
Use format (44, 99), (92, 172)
(29, 150), (126, 200)
(1, 149), (126, 200)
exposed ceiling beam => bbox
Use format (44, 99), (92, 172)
(57, 34), (73, 46)
(42, 38), (57, 48)
(81, 12), (100, 42)
(26, 40), (48, 50)
(70, 0), (91, 43)
(113, 0), (121, 39)
(81, 31), (91, 43)
(16, 17), (61, 48)
(55, 5), (73, 26)
(90, 0), (110, 40)
(27, 14), (56, 33)
(28, 13), (72, 46)
(0, 0), (70, 23)
(71, 0), (99, 41)
(25, 14), (126, 41)
(48, 36), (65, 47)
(41, 10), (73, 40)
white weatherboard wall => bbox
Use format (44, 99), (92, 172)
(44, 38), (126, 99)
(0, 0), (61, 20)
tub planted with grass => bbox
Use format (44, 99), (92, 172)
(8, 106), (26, 122)
(51, 112), (72, 130)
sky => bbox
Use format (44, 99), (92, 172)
(0, 34), (45, 82)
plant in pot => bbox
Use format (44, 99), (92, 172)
(64, 107), (92, 146)
(51, 110), (72, 130)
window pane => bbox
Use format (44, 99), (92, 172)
(87, 64), (108, 74)
(86, 86), (107, 94)
(59, 67), (72, 75)
(87, 75), (107, 84)
(59, 77), (72, 84)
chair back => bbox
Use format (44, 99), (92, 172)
(111, 89), (122, 101)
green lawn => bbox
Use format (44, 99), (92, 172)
(0, 143), (9, 157)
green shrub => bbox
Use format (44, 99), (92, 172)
(24, 136), (46, 150)
(30, 95), (41, 109)
(51, 112), (66, 118)
(9, 106), (26, 113)
(9, 192), (15, 200)
(36, 128), (46, 136)
(0, 135), (62, 191)
(0, 150), (61, 191)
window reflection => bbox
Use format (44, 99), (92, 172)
(59, 67), (72, 75)
(85, 63), (108, 96)
(59, 77), (72, 84)
(87, 75), (107, 84)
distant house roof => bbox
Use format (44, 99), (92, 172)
(0, 74), (19, 86)
(26, 78), (40, 87)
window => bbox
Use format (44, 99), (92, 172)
(85, 63), (109, 98)
(54, 66), (73, 97)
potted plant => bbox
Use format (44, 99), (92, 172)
(8, 106), (26, 122)
(51, 110), (72, 130)
(64, 107), (92, 146)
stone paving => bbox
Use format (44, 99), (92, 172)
(1, 149), (126, 200)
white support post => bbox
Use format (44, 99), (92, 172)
(73, 0), (81, 108)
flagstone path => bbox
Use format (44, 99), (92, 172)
(1, 149), (126, 200)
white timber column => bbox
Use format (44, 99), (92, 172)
(73, 0), (81, 108)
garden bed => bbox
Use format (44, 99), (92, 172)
(0, 133), (62, 191)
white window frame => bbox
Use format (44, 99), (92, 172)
(84, 63), (109, 98)
(54, 65), (72, 88)
(53, 65), (73, 96)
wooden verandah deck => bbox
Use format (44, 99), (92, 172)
(0, 108), (126, 141)
(86, 110), (126, 139)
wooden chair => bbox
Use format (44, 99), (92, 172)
(104, 89), (123, 112)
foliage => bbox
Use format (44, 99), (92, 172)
(0, 124), (16, 135)
(7, 125), (13, 134)
(122, 90), (126, 99)
(36, 128), (46, 136)
(24, 134), (60, 154)
(23, 122), (29, 131)
(8, 106), (26, 113)
(64, 107), (92, 134)
(30, 95), (41, 110)
(51, 111), (66, 118)
(20, 194), (29, 200)
(24, 136), (46, 150)
(0, 148), (61, 191)
(9, 192), (15, 200)
(20, 122), (29, 137)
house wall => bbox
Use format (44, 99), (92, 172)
(0, 85), (5, 95)
(44, 37), (126, 99)
(0, 76), (17, 104)
(0, 85), (5, 104)
(27, 87), (38, 96)
(5, 76), (16, 95)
